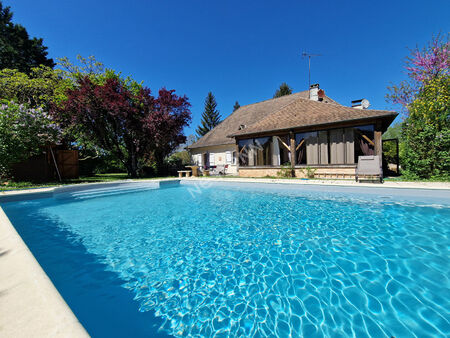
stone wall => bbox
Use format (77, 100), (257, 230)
(238, 166), (356, 179)
(238, 168), (281, 177)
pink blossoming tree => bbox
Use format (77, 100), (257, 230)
(387, 34), (449, 112)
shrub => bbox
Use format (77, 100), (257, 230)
(277, 163), (294, 178)
(301, 166), (317, 179)
(402, 76), (450, 179)
(0, 101), (60, 178)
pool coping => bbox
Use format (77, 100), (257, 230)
(0, 177), (448, 336)
(0, 177), (449, 200)
(0, 207), (88, 337)
(181, 177), (450, 190)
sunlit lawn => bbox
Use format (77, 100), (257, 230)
(0, 173), (176, 191)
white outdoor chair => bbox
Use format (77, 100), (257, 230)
(356, 155), (383, 183)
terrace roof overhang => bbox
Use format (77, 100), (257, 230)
(228, 113), (398, 140)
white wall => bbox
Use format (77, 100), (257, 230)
(190, 144), (238, 174)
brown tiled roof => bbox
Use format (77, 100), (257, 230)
(229, 98), (397, 138)
(188, 90), (339, 149)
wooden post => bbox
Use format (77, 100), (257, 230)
(374, 122), (382, 157)
(396, 138), (399, 174)
(289, 131), (295, 168)
(235, 142), (240, 173)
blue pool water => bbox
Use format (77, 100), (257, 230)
(2, 182), (450, 337)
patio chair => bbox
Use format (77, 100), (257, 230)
(209, 165), (226, 176)
(355, 155), (383, 183)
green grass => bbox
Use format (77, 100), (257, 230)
(0, 173), (176, 191)
(383, 176), (450, 182)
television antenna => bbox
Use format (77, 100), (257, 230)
(301, 51), (322, 89)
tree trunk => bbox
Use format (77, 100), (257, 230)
(126, 148), (139, 178)
(154, 152), (166, 176)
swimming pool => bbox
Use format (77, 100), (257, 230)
(1, 181), (449, 337)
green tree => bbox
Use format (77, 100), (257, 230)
(196, 92), (221, 137)
(233, 101), (240, 111)
(401, 76), (449, 179)
(0, 101), (60, 177)
(0, 2), (54, 73)
(387, 35), (449, 179)
(273, 82), (292, 98)
(383, 123), (403, 140)
(0, 66), (71, 109)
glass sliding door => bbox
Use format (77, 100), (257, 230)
(295, 125), (373, 166)
(329, 128), (345, 164)
(344, 128), (354, 164)
(270, 135), (290, 166)
(254, 137), (271, 166)
(295, 132), (318, 165)
(238, 139), (253, 166)
(238, 136), (278, 166)
(354, 125), (375, 162)
(240, 125), (375, 167)
(318, 131), (328, 164)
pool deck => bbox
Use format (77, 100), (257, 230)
(1, 177), (449, 199)
(0, 177), (449, 336)
(0, 208), (88, 337)
(181, 177), (450, 190)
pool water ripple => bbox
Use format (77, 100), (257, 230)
(2, 184), (450, 337)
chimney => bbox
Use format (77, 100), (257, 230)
(318, 89), (325, 102)
(309, 83), (320, 101)
(351, 98), (370, 109)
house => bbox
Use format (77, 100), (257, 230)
(188, 85), (397, 178)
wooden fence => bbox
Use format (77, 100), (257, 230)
(12, 148), (79, 181)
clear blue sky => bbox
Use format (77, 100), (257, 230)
(6, 0), (450, 136)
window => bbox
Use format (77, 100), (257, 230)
(295, 125), (372, 165)
(226, 151), (232, 164)
(329, 129), (344, 164)
(354, 125), (375, 162)
(238, 139), (254, 166)
(272, 135), (290, 166)
(254, 137), (271, 166)
(209, 153), (215, 165)
(238, 137), (272, 166)
(295, 132), (318, 165)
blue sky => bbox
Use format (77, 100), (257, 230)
(6, 0), (450, 136)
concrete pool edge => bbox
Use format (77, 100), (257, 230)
(0, 177), (448, 200)
(180, 177), (450, 190)
(0, 207), (89, 337)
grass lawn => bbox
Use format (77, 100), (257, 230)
(0, 173), (175, 192)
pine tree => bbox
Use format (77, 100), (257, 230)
(233, 101), (240, 111)
(273, 82), (293, 98)
(196, 92), (222, 137)
(0, 2), (55, 73)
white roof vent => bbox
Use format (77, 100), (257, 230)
(352, 98), (370, 109)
